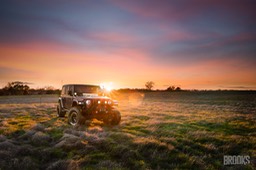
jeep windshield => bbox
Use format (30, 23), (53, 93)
(74, 85), (100, 96)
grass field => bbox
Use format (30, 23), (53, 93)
(0, 91), (255, 169)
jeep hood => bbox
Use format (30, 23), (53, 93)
(76, 94), (110, 100)
(82, 93), (99, 97)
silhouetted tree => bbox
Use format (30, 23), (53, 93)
(145, 81), (155, 91)
(175, 86), (181, 91)
(3, 81), (30, 95)
(166, 86), (176, 91)
(166, 85), (182, 91)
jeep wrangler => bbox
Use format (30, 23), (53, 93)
(57, 84), (121, 126)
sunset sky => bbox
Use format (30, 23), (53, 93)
(0, 0), (256, 90)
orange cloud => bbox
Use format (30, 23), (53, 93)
(1, 40), (256, 90)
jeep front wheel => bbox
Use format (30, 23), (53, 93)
(68, 107), (85, 126)
(110, 110), (121, 125)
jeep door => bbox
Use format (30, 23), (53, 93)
(62, 85), (73, 109)
(59, 86), (66, 108)
(62, 85), (68, 109)
(65, 85), (73, 109)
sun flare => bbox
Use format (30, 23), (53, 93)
(100, 82), (113, 92)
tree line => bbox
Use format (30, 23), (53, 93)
(116, 81), (182, 93)
(145, 81), (182, 91)
(0, 81), (182, 96)
(0, 81), (60, 96)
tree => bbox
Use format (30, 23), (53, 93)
(166, 85), (182, 91)
(166, 86), (175, 91)
(3, 81), (30, 95)
(175, 86), (181, 91)
(145, 81), (155, 91)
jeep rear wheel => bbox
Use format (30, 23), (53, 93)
(68, 107), (85, 126)
(57, 102), (66, 117)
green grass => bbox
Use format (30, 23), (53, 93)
(0, 92), (255, 169)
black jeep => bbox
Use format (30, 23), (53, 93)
(57, 84), (121, 126)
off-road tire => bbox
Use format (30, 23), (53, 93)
(110, 109), (121, 125)
(57, 102), (66, 117)
(68, 107), (86, 126)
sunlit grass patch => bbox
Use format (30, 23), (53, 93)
(0, 93), (255, 169)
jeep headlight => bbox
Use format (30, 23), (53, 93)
(107, 100), (112, 105)
(86, 100), (91, 105)
(78, 101), (84, 105)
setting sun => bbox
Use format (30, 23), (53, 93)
(100, 82), (113, 92)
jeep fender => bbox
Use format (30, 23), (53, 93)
(58, 97), (64, 108)
(72, 100), (79, 107)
